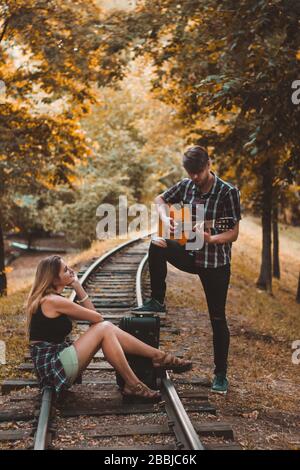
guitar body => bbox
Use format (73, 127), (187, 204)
(158, 204), (190, 246)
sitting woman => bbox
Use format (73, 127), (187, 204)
(26, 255), (192, 401)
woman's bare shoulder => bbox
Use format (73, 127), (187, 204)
(40, 294), (73, 318)
(41, 294), (70, 305)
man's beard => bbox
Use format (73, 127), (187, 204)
(197, 173), (209, 189)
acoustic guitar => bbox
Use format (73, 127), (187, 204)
(157, 203), (236, 246)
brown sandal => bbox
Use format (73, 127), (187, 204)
(121, 381), (161, 402)
(152, 352), (193, 373)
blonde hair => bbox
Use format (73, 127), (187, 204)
(25, 255), (63, 336)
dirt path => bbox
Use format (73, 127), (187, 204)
(164, 215), (300, 450)
(236, 214), (299, 291)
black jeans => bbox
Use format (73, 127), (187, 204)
(148, 239), (231, 376)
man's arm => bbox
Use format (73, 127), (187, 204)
(154, 194), (170, 222)
(153, 179), (188, 246)
(206, 186), (241, 245)
(207, 222), (239, 245)
(152, 195), (176, 247)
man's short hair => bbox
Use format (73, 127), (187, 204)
(183, 146), (209, 173)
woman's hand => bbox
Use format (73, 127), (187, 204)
(63, 268), (98, 313)
(67, 269), (80, 287)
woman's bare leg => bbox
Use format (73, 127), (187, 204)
(73, 322), (158, 387)
(101, 332), (142, 386)
(106, 323), (163, 359)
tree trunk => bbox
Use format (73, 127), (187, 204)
(27, 232), (33, 250)
(296, 271), (300, 304)
(256, 159), (273, 293)
(272, 201), (280, 279)
(0, 217), (7, 297)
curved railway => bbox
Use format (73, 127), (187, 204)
(0, 235), (240, 451)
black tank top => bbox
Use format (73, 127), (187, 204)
(29, 295), (73, 344)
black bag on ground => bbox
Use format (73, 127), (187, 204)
(116, 315), (160, 390)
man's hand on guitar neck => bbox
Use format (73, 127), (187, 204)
(209, 225), (239, 244)
(192, 222), (212, 244)
(203, 230), (213, 244)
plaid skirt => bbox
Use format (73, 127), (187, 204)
(29, 340), (73, 396)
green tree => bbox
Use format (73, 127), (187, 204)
(43, 59), (185, 246)
(82, 60), (185, 203)
(297, 271), (300, 303)
(0, 0), (126, 295)
(40, 180), (131, 248)
(102, 0), (300, 293)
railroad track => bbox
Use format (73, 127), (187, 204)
(0, 235), (240, 451)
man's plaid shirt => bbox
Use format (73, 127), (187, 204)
(161, 171), (242, 268)
(29, 340), (72, 396)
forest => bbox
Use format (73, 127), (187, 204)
(1, 0), (299, 297)
(0, 0), (300, 452)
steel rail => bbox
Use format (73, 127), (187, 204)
(135, 253), (149, 307)
(33, 234), (149, 450)
(135, 252), (205, 450)
(69, 234), (149, 303)
(33, 386), (53, 450)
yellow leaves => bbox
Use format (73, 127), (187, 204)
(37, 179), (56, 190)
(242, 410), (259, 420)
(67, 174), (78, 184)
(92, 141), (100, 151)
(288, 184), (300, 193)
(184, 18), (202, 33)
(64, 59), (74, 69)
(63, 60), (81, 74)
(14, 80), (27, 88)
(296, 50), (300, 60)
(4, 266), (13, 274)
(60, 29), (72, 39)
(89, 54), (100, 69)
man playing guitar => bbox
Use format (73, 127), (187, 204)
(133, 146), (241, 394)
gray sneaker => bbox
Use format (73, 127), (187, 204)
(211, 374), (229, 395)
(132, 298), (166, 314)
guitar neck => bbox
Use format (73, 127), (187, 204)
(205, 217), (235, 232)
